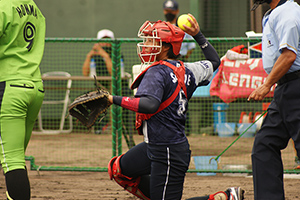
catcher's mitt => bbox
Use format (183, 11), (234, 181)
(68, 89), (112, 129)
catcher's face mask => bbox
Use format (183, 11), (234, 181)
(137, 20), (184, 65)
(137, 21), (162, 66)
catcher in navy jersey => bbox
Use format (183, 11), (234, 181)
(107, 14), (244, 200)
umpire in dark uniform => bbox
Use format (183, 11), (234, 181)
(249, 0), (300, 199)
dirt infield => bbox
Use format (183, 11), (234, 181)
(0, 169), (300, 199)
(0, 133), (299, 200)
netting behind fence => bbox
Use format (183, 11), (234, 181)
(28, 38), (298, 173)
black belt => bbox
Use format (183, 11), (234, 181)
(277, 70), (300, 85)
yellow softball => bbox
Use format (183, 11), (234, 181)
(177, 14), (193, 31)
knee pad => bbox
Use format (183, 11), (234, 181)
(108, 155), (150, 200)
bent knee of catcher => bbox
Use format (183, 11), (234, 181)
(108, 155), (150, 200)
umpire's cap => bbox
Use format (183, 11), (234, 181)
(163, 0), (179, 11)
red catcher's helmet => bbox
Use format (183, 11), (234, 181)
(137, 20), (185, 65)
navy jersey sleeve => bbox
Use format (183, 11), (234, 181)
(135, 65), (166, 103)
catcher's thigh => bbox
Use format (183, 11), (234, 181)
(108, 155), (150, 200)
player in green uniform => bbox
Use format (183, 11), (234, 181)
(0, 0), (46, 199)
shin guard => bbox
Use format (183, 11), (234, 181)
(108, 155), (150, 200)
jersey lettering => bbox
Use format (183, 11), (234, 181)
(170, 72), (178, 83)
(177, 90), (187, 116)
(23, 22), (36, 51)
(200, 61), (210, 69)
(16, 4), (38, 19)
(184, 74), (191, 86)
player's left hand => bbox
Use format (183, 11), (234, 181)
(68, 88), (112, 129)
(182, 13), (200, 37)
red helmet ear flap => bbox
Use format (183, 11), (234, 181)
(153, 21), (185, 55)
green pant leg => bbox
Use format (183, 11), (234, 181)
(0, 80), (44, 173)
(24, 81), (44, 149)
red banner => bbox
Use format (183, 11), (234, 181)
(209, 57), (275, 103)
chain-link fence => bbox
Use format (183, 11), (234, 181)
(27, 37), (299, 174)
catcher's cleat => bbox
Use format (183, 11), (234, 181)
(208, 191), (227, 200)
(295, 156), (300, 169)
(187, 187), (245, 200)
(226, 187), (245, 200)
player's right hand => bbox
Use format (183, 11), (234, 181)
(183, 13), (200, 37)
(247, 84), (271, 101)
